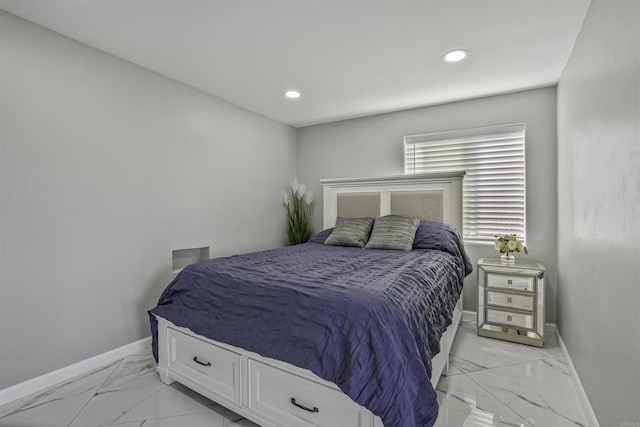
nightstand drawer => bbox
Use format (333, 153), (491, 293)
(487, 273), (534, 292)
(486, 308), (534, 329)
(487, 291), (534, 311)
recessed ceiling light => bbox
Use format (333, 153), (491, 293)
(443, 49), (468, 63)
(285, 90), (301, 99)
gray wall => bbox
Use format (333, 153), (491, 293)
(557, 1), (640, 424)
(0, 11), (297, 389)
(298, 87), (558, 319)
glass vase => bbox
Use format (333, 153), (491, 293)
(501, 252), (515, 265)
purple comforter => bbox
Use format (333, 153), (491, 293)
(149, 225), (470, 427)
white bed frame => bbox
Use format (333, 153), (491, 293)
(155, 172), (465, 427)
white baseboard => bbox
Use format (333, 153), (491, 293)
(462, 309), (476, 322)
(552, 325), (600, 427)
(0, 336), (151, 408)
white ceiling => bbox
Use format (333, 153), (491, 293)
(0, 0), (590, 128)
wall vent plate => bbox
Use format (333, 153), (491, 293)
(172, 246), (210, 273)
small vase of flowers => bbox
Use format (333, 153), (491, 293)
(494, 234), (527, 265)
(282, 180), (314, 245)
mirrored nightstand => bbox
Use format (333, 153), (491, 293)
(477, 258), (545, 347)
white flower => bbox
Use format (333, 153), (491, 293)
(290, 179), (300, 195)
(507, 240), (517, 251)
(304, 191), (313, 204)
(282, 192), (290, 206)
(298, 183), (307, 196)
(495, 240), (505, 251)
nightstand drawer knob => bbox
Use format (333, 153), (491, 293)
(507, 279), (513, 285)
(507, 297), (513, 303)
(507, 315), (513, 321)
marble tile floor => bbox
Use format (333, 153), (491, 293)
(0, 320), (589, 427)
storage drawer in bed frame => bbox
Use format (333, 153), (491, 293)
(154, 294), (462, 427)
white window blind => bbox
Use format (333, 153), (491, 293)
(404, 123), (526, 244)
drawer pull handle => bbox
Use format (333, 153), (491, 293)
(290, 397), (319, 413)
(193, 356), (211, 367)
(507, 279), (513, 285)
(507, 297), (513, 303)
(507, 315), (513, 321)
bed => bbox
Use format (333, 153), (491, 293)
(149, 172), (470, 427)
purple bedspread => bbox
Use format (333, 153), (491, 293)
(149, 230), (470, 427)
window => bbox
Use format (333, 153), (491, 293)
(404, 123), (525, 244)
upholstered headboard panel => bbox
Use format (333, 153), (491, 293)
(390, 190), (445, 222)
(321, 172), (464, 232)
(336, 192), (381, 218)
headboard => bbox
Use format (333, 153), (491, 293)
(320, 172), (465, 232)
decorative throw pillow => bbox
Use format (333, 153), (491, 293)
(412, 219), (473, 275)
(413, 220), (457, 250)
(324, 217), (374, 248)
(365, 215), (420, 251)
(309, 228), (334, 243)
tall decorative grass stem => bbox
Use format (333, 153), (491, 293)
(283, 180), (314, 245)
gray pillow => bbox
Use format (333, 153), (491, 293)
(365, 215), (420, 251)
(324, 217), (374, 248)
